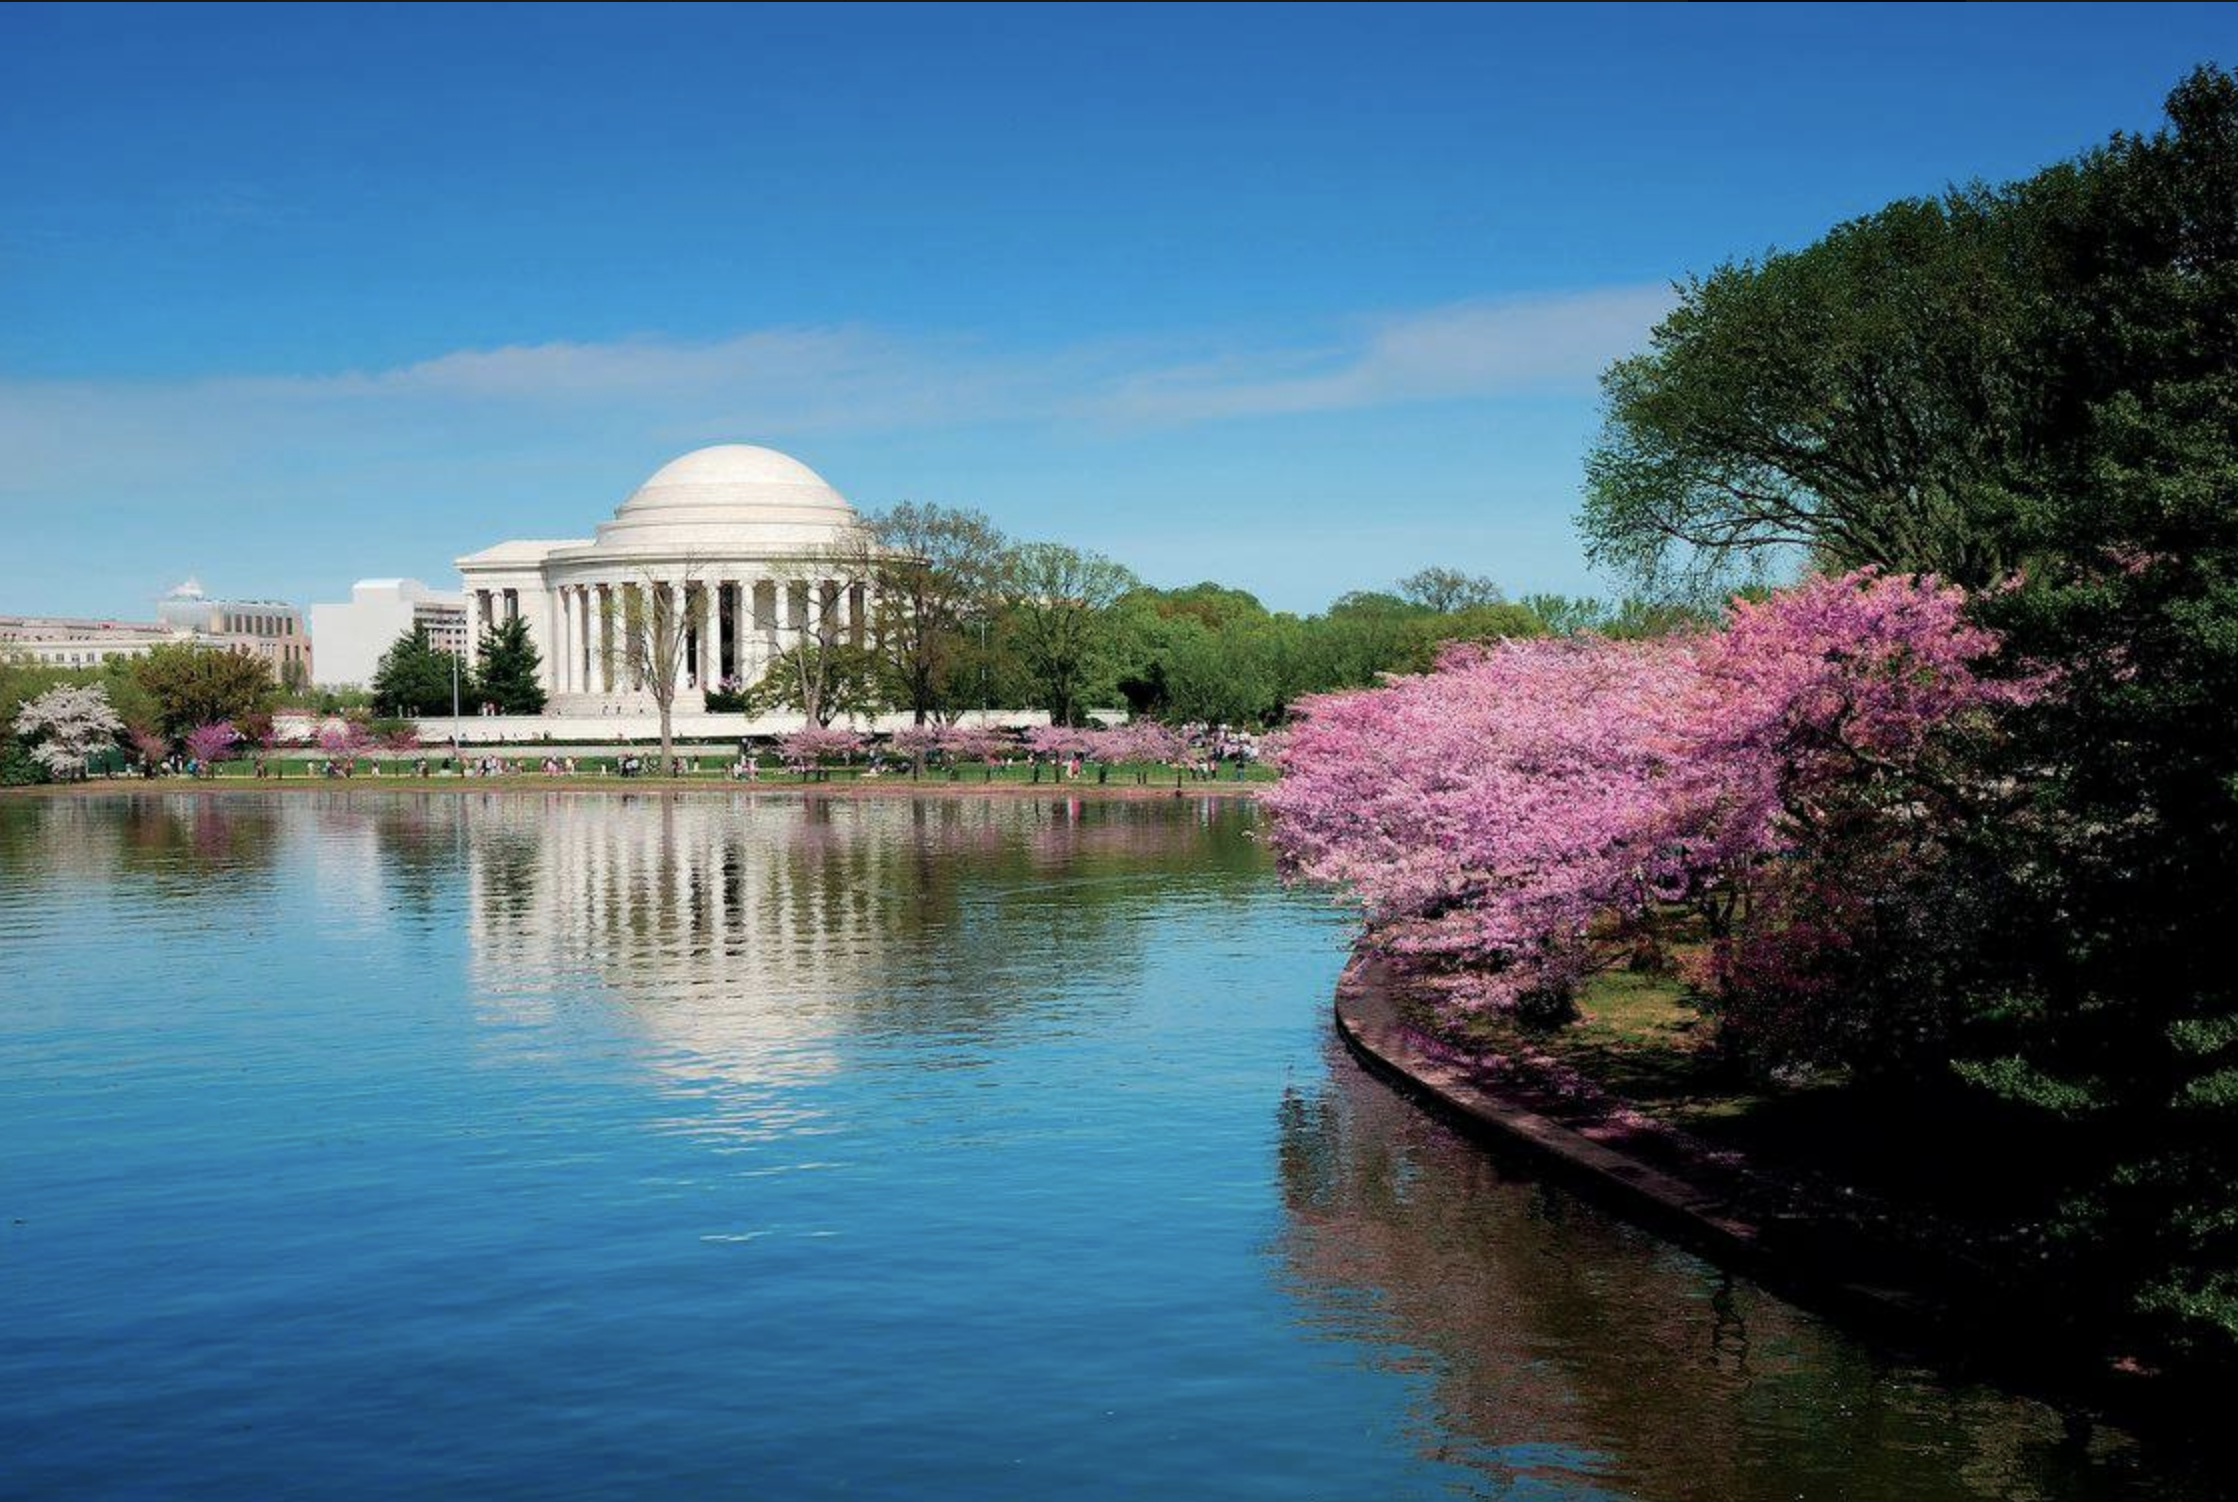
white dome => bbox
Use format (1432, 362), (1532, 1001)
(579, 444), (862, 557)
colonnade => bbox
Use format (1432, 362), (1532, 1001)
(469, 576), (870, 703)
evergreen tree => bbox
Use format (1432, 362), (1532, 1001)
(473, 616), (547, 715)
(371, 624), (461, 717)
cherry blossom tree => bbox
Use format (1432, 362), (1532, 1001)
(889, 722), (944, 776)
(130, 726), (171, 776)
(1102, 722), (1187, 783)
(935, 724), (1008, 780)
(1071, 723), (1186, 783)
(317, 716), (374, 774)
(778, 724), (865, 778)
(183, 720), (240, 775)
(15, 684), (124, 781)
(1024, 724), (1091, 760)
(1267, 570), (2031, 1023)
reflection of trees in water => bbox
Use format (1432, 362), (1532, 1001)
(1275, 1042), (2193, 1502)
(0, 795), (475, 928)
(0, 794), (283, 896)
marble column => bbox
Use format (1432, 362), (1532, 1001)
(622, 581), (640, 693)
(565, 585), (580, 694)
(554, 588), (570, 694)
(550, 589), (568, 695)
(564, 587), (581, 694)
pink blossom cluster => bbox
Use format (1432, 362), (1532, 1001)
(929, 725), (1008, 763)
(316, 718), (374, 764)
(1023, 724), (1092, 759)
(183, 720), (241, 769)
(1097, 722), (1187, 764)
(1267, 570), (2029, 1014)
(887, 723), (1008, 764)
(887, 723), (947, 762)
(777, 725), (867, 769)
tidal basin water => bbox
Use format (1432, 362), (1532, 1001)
(0, 792), (2214, 1501)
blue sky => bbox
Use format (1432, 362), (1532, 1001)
(2, 2), (2231, 618)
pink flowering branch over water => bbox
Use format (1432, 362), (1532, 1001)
(1266, 570), (2033, 1017)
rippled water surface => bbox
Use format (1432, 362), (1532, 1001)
(0, 792), (2215, 1500)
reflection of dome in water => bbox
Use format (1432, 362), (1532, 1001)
(458, 795), (1205, 1101)
(463, 796), (920, 1087)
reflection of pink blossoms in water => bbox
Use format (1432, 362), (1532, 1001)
(1267, 570), (2038, 1016)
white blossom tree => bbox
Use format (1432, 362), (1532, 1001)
(15, 683), (124, 780)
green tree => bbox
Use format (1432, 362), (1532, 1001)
(1289, 591), (1429, 695)
(371, 624), (461, 717)
(1395, 567), (1504, 614)
(1517, 593), (1714, 640)
(1582, 64), (2238, 1364)
(738, 641), (885, 725)
(1954, 66), (2238, 1368)
(472, 616), (547, 716)
(130, 644), (275, 737)
(998, 542), (1138, 725)
(1385, 601), (1546, 674)
(866, 502), (1007, 723)
(1581, 178), (2050, 595)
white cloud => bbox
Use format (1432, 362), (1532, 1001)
(0, 286), (1673, 502)
(1096, 286), (1677, 423)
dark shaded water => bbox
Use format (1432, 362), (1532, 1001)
(0, 792), (2214, 1500)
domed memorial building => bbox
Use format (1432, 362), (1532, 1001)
(455, 445), (873, 715)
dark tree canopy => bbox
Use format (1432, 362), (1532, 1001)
(998, 542), (1139, 726)
(371, 624), (460, 718)
(1396, 567), (1504, 614)
(473, 616), (547, 716)
(1584, 64), (2238, 1363)
(130, 643), (276, 737)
